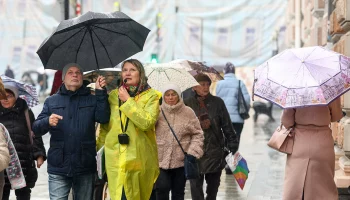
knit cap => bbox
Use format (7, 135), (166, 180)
(3, 82), (19, 100)
(161, 83), (182, 99)
(62, 63), (83, 81)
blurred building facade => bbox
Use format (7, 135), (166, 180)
(285, 0), (350, 190)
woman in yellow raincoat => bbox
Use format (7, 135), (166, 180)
(97, 59), (160, 200)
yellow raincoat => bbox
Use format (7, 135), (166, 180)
(97, 88), (160, 200)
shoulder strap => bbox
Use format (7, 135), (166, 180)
(24, 109), (34, 145)
(161, 109), (186, 155)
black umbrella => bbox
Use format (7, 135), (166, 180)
(36, 11), (150, 71)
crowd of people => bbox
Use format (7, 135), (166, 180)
(0, 59), (343, 200)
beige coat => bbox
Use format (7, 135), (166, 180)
(156, 100), (204, 169)
(281, 98), (343, 200)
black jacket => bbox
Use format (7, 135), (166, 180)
(184, 94), (238, 174)
(0, 98), (46, 189)
(33, 84), (110, 177)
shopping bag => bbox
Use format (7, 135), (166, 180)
(96, 146), (105, 179)
(225, 151), (249, 190)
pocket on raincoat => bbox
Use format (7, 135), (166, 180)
(48, 142), (64, 168)
(80, 141), (96, 167)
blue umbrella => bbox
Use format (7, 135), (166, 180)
(1, 75), (39, 108)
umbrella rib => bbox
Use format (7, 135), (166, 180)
(91, 24), (143, 50)
(87, 27), (100, 70)
(75, 28), (88, 63)
(54, 27), (86, 50)
(91, 27), (114, 67)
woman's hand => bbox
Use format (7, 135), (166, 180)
(119, 86), (130, 102)
(36, 156), (44, 168)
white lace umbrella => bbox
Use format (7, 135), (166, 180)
(253, 46), (350, 108)
(144, 66), (199, 92)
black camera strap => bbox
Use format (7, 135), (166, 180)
(119, 99), (130, 133)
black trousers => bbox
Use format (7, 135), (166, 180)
(190, 171), (222, 200)
(155, 167), (186, 200)
(2, 186), (31, 200)
(232, 123), (244, 143)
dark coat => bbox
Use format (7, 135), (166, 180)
(184, 94), (238, 174)
(33, 84), (110, 177)
(0, 98), (46, 189)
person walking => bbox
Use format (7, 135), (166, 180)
(216, 62), (250, 143)
(0, 82), (46, 200)
(155, 83), (204, 200)
(32, 63), (110, 200)
(216, 62), (250, 174)
(184, 73), (238, 200)
(4, 65), (14, 79)
(281, 98), (342, 200)
(97, 59), (160, 200)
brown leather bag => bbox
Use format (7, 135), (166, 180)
(267, 125), (294, 154)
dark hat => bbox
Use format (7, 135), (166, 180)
(194, 73), (211, 85)
(223, 62), (235, 74)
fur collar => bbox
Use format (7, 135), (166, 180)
(161, 99), (185, 113)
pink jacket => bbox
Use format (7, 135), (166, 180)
(156, 100), (204, 169)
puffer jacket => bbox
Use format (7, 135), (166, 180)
(156, 99), (204, 169)
(216, 73), (251, 123)
(0, 98), (46, 189)
(33, 84), (110, 177)
(184, 94), (237, 174)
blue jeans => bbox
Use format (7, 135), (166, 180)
(48, 173), (95, 200)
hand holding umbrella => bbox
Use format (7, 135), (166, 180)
(95, 75), (106, 90)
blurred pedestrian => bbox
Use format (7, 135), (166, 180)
(4, 65), (14, 79)
(97, 59), (160, 200)
(184, 73), (238, 200)
(281, 98), (342, 200)
(33, 63), (110, 200)
(215, 62), (250, 174)
(155, 83), (204, 200)
(37, 72), (48, 97)
(0, 82), (46, 200)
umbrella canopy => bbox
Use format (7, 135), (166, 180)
(169, 59), (223, 82)
(1, 75), (39, 107)
(37, 11), (150, 71)
(253, 46), (350, 108)
(144, 66), (199, 92)
(83, 68), (121, 92)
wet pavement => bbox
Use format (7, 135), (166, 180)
(8, 103), (287, 200)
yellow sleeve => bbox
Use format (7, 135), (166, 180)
(96, 90), (118, 150)
(119, 92), (160, 131)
